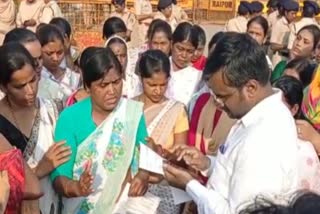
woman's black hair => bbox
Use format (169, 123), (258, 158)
(106, 37), (127, 50)
(240, 192), (320, 214)
(102, 17), (127, 40)
(79, 47), (101, 71)
(297, 24), (320, 50)
(147, 19), (172, 42)
(208, 31), (225, 53)
(247, 15), (269, 37)
(193, 25), (206, 47)
(3, 28), (38, 45)
(172, 22), (198, 48)
(81, 47), (122, 88)
(0, 42), (36, 86)
(274, 75), (303, 118)
(36, 24), (65, 46)
(50, 17), (72, 39)
(137, 49), (171, 79)
(284, 58), (316, 88)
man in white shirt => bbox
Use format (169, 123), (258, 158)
(163, 32), (299, 214)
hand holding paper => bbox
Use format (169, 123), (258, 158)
(139, 144), (192, 205)
(139, 143), (164, 175)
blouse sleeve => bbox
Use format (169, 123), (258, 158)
(135, 115), (148, 145)
(50, 110), (78, 182)
(174, 107), (189, 134)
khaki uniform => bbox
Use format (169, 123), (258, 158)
(153, 12), (178, 31)
(287, 17), (319, 49)
(0, 0), (16, 45)
(134, 0), (153, 46)
(38, 0), (63, 24)
(224, 16), (248, 33)
(270, 16), (292, 66)
(268, 10), (280, 29)
(110, 8), (136, 32)
(172, 4), (188, 23)
(16, 0), (44, 32)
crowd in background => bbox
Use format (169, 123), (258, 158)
(1, 0), (320, 213)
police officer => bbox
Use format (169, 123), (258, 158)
(154, 0), (178, 31)
(287, 0), (319, 49)
(225, 1), (251, 33)
(110, 0), (137, 41)
(250, 1), (265, 17)
(270, 0), (299, 66)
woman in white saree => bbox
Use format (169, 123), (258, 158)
(0, 43), (70, 214)
(51, 47), (150, 213)
(165, 22), (202, 106)
(105, 35), (142, 98)
(36, 24), (80, 103)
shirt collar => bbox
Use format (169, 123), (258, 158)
(300, 17), (316, 22)
(281, 16), (289, 25)
(240, 89), (283, 128)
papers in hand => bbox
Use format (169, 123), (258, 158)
(139, 143), (164, 175)
(113, 184), (161, 214)
(171, 187), (192, 205)
(139, 144), (192, 205)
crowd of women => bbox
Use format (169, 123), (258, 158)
(1, 0), (320, 213)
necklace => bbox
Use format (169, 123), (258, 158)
(6, 97), (39, 144)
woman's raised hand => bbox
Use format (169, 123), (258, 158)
(78, 160), (94, 196)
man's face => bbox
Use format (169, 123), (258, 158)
(207, 69), (257, 119)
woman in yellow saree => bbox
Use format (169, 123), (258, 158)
(51, 47), (150, 213)
(134, 50), (189, 213)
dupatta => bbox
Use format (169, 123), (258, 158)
(24, 98), (59, 214)
(62, 98), (143, 214)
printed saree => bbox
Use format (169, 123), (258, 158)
(62, 98), (143, 214)
(302, 65), (320, 130)
(0, 149), (25, 214)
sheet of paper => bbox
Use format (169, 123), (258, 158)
(139, 143), (164, 175)
(170, 187), (192, 205)
(113, 184), (161, 214)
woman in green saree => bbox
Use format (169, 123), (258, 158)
(50, 47), (150, 213)
(271, 24), (320, 82)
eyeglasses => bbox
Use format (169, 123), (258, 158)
(208, 89), (225, 107)
(208, 88), (238, 108)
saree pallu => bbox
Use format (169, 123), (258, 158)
(24, 98), (59, 214)
(144, 100), (188, 214)
(144, 100), (187, 150)
(302, 66), (320, 130)
(0, 149), (25, 214)
(105, 36), (142, 99)
(62, 98), (143, 214)
(39, 68), (80, 103)
(188, 93), (235, 155)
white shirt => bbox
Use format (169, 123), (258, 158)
(186, 90), (299, 214)
(165, 60), (202, 106)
